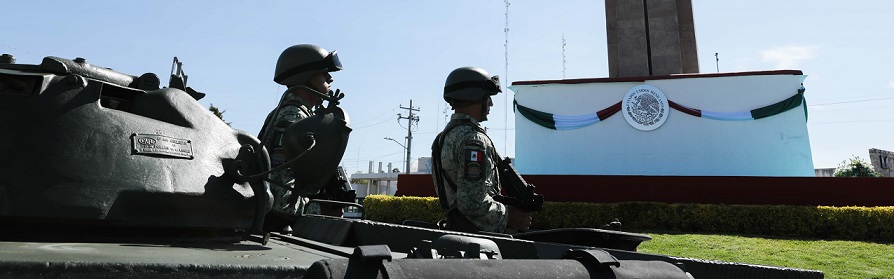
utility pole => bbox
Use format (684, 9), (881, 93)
(397, 99), (420, 174)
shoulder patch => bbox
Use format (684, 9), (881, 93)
(465, 139), (484, 147)
(464, 148), (485, 180)
(270, 148), (286, 166)
(465, 149), (484, 163)
(465, 162), (483, 180)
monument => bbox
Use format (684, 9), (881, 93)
(606, 0), (699, 77)
(509, 0), (814, 176)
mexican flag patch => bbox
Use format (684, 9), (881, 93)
(468, 150), (482, 162)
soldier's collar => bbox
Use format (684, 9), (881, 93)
(284, 93), (319, 112)
(450, 113), (480, 125)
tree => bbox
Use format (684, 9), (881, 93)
(209, 104), (232, 126)
(833, 156), (881, 177)
(351, 171), (369, 185)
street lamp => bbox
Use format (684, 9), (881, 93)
(384, 137), (409, 174)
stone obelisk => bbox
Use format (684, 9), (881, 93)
(605, 0), (699, 77)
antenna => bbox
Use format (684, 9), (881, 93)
(715, 53), (720, 73)
(562, 33), (567, 79)
(443, 106), (450, 126)
(503, 0), (511, 155)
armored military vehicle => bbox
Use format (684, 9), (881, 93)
(0, 54), (822, 278)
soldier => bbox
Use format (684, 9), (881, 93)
(431, 66), (533, 234)
(260, 44), (342, 230)
(305, 166), (356, 218)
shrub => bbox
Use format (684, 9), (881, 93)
(363, 195), (894, 243)
(364, 195), (443, 225)
(834, 156), (882, 177)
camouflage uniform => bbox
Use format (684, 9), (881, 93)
(434, 113), (508, 233)
(261, 92), (317, 218)
(305, 201), (322, 215)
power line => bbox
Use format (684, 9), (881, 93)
(808, 96), (894, 106)
(0, 42), (40, 60)
(413, 131), (439, 135)
(353, 118), (393, 129)
(341, 151), (405, 162)
(810, 119), (894, 125)
(396, 116), (420, 132)
(487, 127), (516, 131)
(809, 103), (894, 113)
(352, 106), (399, 126)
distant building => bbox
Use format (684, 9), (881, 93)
(350, 157), (432, 201)
(351, 161), (399, 199)
(869, 148), (894, 177)
(814, 148), (894, 177)
(815, 168), (835, 177)
(412, 157), (432, 174)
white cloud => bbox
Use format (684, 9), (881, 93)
(761, 45), (819, 69)
(888, 80), (894, 90)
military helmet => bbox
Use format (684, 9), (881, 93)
(443, 66), (501, 104)
(274, 44), (342, 87)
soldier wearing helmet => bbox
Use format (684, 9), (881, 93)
(431, 67), (533, 234)
(260, 44), (343, 231)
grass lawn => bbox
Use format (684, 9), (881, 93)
(636, 232), (894, 279)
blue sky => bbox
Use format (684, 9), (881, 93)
(4, 1), (893, 175)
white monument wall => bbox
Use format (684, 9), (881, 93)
(510, 72), (814, 176)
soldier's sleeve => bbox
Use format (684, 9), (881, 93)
(452, 132), (508, 233)
(305, 202), (321, 215)
(273, 105), (303, 130)
(266, 104), (304, 217)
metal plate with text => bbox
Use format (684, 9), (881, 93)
(132, 134), (193, 159)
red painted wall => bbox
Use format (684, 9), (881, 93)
(396, 174), (894, 207)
